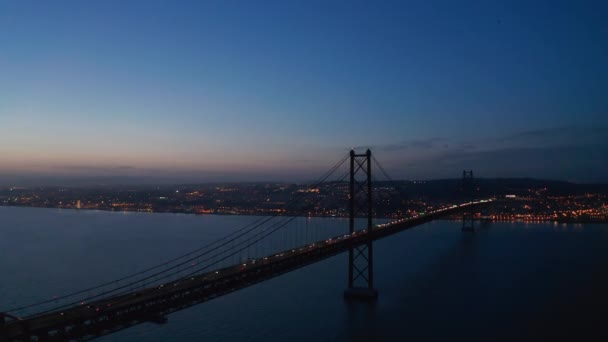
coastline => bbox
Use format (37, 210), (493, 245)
(2, 203), (606, 224)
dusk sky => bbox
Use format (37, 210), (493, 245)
(1, 0), (607, 185)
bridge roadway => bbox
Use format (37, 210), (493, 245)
(1, 200), (493, 341)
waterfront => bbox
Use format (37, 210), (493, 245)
(3, 180), (607, 223)
(1, 206), (608, 341)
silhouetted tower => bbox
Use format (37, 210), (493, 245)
(462, 170), (475, 232)
(344, 149), (378, 299)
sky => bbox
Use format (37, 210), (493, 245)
(1, 0), (607, 185)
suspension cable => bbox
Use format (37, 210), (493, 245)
(13, 153), (350, 315)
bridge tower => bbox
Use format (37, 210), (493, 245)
(344, 149), (378, 300)
(462, 170), (475, 232)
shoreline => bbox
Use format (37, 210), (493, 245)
(0, 203), (368, 220)
(1, 203), (606, 224)
(439, 217), (608, 224)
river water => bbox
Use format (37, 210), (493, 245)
(1, 206), (607, 341)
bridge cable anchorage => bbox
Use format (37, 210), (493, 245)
(12, 153), (351, 318)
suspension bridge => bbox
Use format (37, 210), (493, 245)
(0, 150), (494, 341)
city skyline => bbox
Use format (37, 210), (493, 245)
(1, 0), (607, 185)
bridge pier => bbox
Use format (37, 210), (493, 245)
(344, 149), (377, 300)
(461, 170), (476, 232)
(462, 212), (475, 232)
(344, 287), (378, 300)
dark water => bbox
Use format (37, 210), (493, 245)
(1, 206), (608, 341)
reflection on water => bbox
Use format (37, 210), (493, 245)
(1, 206), (607, 341)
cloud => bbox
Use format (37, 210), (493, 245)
(1, 125), (606, 185)
(375, 125), (608, 182)
(493, 125), (608, 149)
(60, 165), (137, 172)
(358, 137), (447, 152)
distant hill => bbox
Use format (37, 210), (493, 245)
(376, 178), (608, 200)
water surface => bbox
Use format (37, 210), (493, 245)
(1, 206), (607, 341)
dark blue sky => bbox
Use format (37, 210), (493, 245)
(1, 0), (606, 184)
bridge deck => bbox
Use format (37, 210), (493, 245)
(1, 200), (492, 341)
